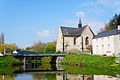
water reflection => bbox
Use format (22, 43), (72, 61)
(13, 74), (120, 80)
(0, 63), (120, 80)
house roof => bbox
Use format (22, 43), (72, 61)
(94, 29), (120, 38)
(60, 26), (86, 37)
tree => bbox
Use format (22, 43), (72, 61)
(25, 41), (56, 52)
(25, 41), (45, 52)
(100, 13), (120, 32)
(0, 44), (17, 53)
(43, 43), (56, 52)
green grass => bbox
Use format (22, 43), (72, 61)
(62, 65), (120, 77)
(62, 54), (120, 70)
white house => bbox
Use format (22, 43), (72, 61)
(56, 19), (94, 52)
(93, 26), (120, 56)
(0, 53), (3, 56)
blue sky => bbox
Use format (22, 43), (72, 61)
(0, 0), (120, 48)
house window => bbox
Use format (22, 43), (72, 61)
(102, 45), (104, 48)
(74, 38), (76, 45)
(102, 38), (103, 40)
(85, 37), (89, 45)
(108, 44), (110, 48)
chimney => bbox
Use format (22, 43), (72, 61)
(118, 25), (120, 30)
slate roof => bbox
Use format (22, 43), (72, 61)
(61, 26), (86, 37)
(94, 29), (120, 38)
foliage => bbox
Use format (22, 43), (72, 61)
(44, 43), (56, 52)
(33, 73), (56, 80)
(0, 44), (17, 53)
(26, 41), (46, 52)
(32, 74), (45, 80)
(0, 56), (20, 66)
(100, 13), (120, 32)
(41, 57), (52, 63)
(45, 74), (56, 80)
(38, 63), (52, 70)
(0, 66), (19, 75)
(25, 41), (56, 52)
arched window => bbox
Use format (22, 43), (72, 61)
(85, 37), (89, 45)
(74, 38), (76, 45)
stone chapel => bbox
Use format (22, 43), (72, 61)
(56, 19), (94, 52)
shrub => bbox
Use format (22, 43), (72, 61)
(0, 56), (20, 66)
(44, 44), (56, 52)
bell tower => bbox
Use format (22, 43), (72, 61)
(78, 18), (82, 28)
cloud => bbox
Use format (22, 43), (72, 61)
(75, 11), (85, 17)
(37, 30), (51, 37)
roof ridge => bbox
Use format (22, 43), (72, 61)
(99, 29), (117, 34)
(94, 29), (119, 39)
(60, 26), (78, 29)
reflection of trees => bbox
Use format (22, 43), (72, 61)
(0, 75), (15, 80)
(0, 66), (19, 75)
(32, 74), (56, 80)
(0, 66), (19, 80)
(32, 74), (45, 80)
(45, 74), (56, 80)
(38, 63), (52, 70)
(41, 57), (52, 63)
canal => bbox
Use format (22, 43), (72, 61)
(0, 63), (120, 80)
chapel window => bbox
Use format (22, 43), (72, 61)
(74, 38), (76, 45)
(85, 37), (89, 45)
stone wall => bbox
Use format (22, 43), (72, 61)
(81, 26), (94, 50)
(56, 28), (63, 52)
(56, 26), (94, 52)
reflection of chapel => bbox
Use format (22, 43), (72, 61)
(56, 19), (94, 52)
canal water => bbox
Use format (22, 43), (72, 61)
(0, 63), (120, 80)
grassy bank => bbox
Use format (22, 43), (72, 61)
(63, 65), (120, 77)
(0, 56), (20, 66)
(62, 54), (120, 70)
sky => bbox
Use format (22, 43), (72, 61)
(0, 0), (120, 48)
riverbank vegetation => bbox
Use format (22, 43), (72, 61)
(0, 44), (17, 53)
(63, 65), (120, 77)
(0, 56), (20, 75)
(25, 41), (56, 52)
(62, 54), (120, 71)
(0, 56), (20, 66)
